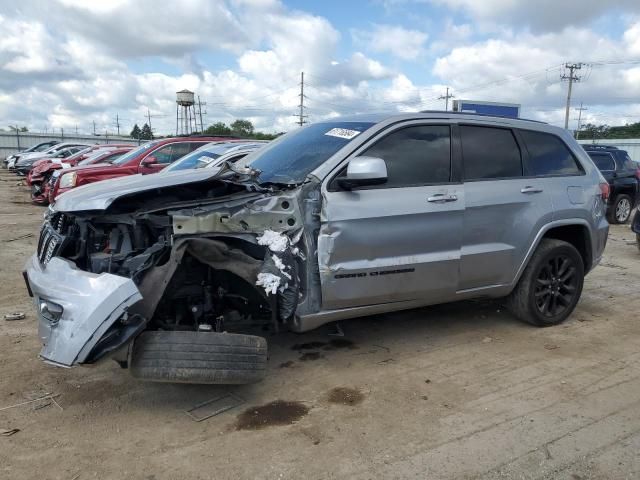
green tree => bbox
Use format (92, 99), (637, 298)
(19, 126), (28, 132)
(140, 123), (153, 140)
(230, 119), (254, 137)
(130, 124), (141, 139)
(204, 122), (232, 136)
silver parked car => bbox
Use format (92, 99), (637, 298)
(160, 140), (268, 173)
(25, 112), (609, 384)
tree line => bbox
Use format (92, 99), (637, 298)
(577, 122), (640, 140)
(130, 119), (282, 140)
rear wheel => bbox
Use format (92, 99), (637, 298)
(608, 194), (632, 224)
(129, 331), (268, 384)
(507, 239), (584, 327)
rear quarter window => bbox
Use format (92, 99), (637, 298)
(588, 153), (616, 172)
(519, 130), (583, 176)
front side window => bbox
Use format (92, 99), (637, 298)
(588, 153), (615, 172)
(461, 125), (522, 180)
(358, 125), (451, 188)
(520, 130), (582, 176)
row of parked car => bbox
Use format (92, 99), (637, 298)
(5, 136), (269, 206)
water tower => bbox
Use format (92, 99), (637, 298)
(176, 89), (196, 135)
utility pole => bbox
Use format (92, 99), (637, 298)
(439, 87), (454, 111)
(561, 63), (582, 129)
(295, 71), (307, 126)
(197, 95), (206, 133)
(575, 102), (587, 139)
(92, 120), (96, 136)
(114, 114), (121, 136)
(75, 125), (78, 135)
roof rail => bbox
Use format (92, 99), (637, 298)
(418, 110), (546, 123)
(582, 144), (619, 150)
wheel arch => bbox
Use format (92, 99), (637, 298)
(511, 220), (593, 289)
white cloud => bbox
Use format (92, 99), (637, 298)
(352, 24), (428, 60)
(431, 0), (640, 32)
(1, 0), (640, 136)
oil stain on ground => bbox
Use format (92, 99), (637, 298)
(235, 400), (309, 430)
(299, 352), (324, 361)
(327, 387), (365, 406)
(291, 339), (358, 351)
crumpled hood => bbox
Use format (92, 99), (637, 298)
(54, 168), (223, 212)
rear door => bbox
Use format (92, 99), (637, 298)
(518, 129), (590, 221)
(459, 124), (553, 291)
(320, 122), (464, 310)
(588, 152), (615, 183)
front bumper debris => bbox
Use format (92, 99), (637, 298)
(24, 254), (142, 367)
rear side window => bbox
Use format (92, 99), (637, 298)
(620, 153), (636, 170)
(588, 153), (615, 172)
(519, 130), (582, 176)
(360, 125), (451, 187)
(461, 126), (522, 180)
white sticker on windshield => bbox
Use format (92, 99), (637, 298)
(324, 128), (361, 140)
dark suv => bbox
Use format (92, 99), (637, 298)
(583, 145), (640, 223)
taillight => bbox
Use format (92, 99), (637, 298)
(599, 182), (610, 201)
(635, 168), (640, 181)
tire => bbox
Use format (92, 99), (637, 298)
(636, 234), (640, 253)
(129, 331), (268, 384)
(608, 194), (632, 224)
(506, 239), (584, 327)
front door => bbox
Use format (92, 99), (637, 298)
(319, 123), (464, 310)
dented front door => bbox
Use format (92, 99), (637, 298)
(318, 123), (464, 310)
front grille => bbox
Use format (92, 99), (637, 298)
(37, 215), (69, 265)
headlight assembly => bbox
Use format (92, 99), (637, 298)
(59, 172), (77, 189)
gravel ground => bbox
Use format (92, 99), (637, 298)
(1, 169), (639, 480)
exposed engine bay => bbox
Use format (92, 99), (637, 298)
(37, 176), (323, 363)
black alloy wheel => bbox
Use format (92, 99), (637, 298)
(534, 254), (578, 318)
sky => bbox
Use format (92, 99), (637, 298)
(1, 0), (640, 136)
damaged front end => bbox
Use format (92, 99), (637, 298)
(25, 175), (319, 367)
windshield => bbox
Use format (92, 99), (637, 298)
(33, 143), (54, 152)
(236, 121), (374, 184)
(110, 141), (158, 165)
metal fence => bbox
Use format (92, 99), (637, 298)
(578, 138), (640, 162)
(0, 131), (142, 158)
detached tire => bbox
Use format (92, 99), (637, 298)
(608, 194), (632, 224)
(506, 239), (584, 327)
(129, 331), (267, 384)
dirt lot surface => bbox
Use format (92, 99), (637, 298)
(1, 169), (640, 480)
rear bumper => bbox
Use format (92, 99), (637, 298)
(24, 254), (142, 367)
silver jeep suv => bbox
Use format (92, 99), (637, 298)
(25, 112), (609, 384)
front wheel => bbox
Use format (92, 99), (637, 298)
(506, 239), (584, 327)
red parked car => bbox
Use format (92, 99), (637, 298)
(33, 147), (135, 205)
(50, 136), (235, 203)
(27, 144), (134, 186)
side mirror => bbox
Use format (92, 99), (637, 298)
(141, 155), (158, 166)
(337, 156), (388, 190)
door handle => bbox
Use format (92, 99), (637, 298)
(521, 186), (543, 194)
(427, 194), (458, 203)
